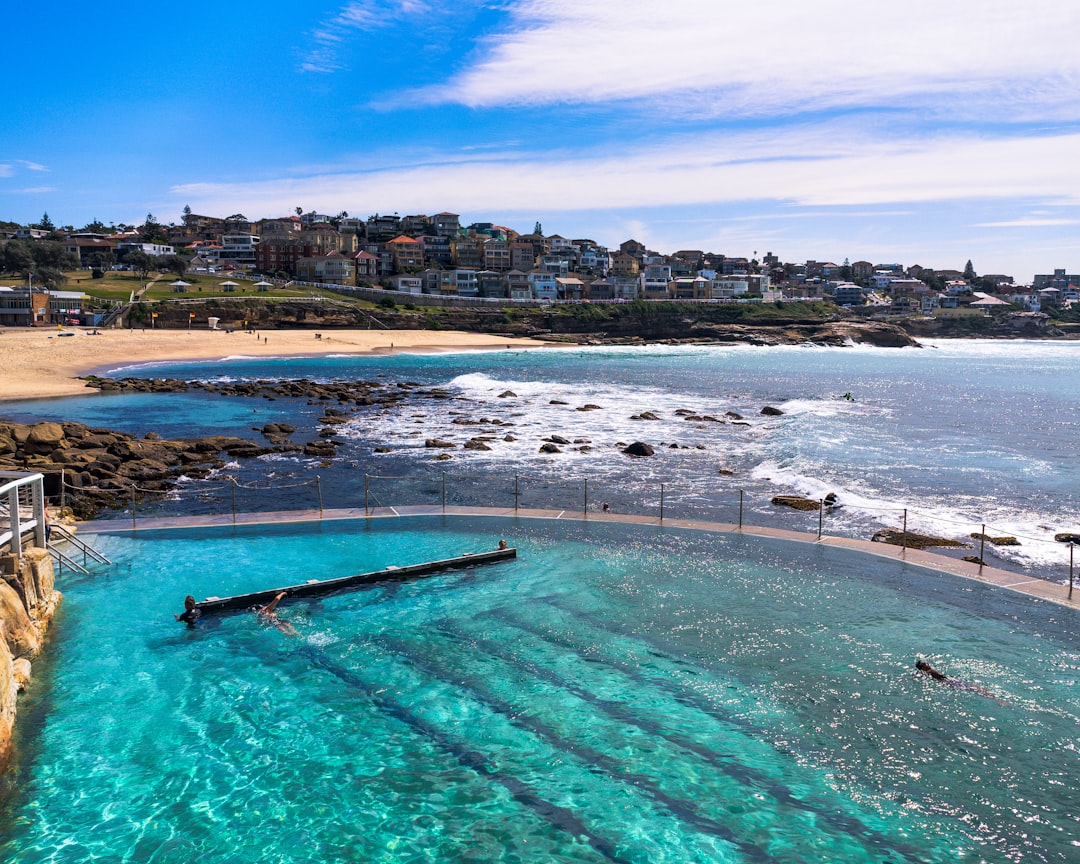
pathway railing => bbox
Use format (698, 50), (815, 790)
(67, 468), (1079, 594)
(0, 471), (46, 556)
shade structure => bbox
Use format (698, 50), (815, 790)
(219, 280), (239, 292)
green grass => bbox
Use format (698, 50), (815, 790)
(65, 271), (347, 303)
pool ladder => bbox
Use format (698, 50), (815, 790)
(48, 524), (112, 575)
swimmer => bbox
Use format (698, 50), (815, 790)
(174, 595), (201, 629)
(255, 591), (297, 635)
(497, 539), (508, 550)
(916, 659), (999, 699)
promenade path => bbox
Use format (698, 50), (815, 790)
(79, 505), (1080, 611)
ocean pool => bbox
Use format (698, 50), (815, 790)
(2, 516), (1078, 862)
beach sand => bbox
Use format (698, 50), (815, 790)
(0, 326), (546, 402)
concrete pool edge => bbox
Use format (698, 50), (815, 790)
(76, 505), (1080, 611)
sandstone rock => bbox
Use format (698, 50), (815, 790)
(12, 658), (31, 692)
(549, 399), (568, 405)
(631, 411), (660, 421)
(425, 439), (456, 448)
(971, 533), (1020, 546)
(1054, 532), (1080, 544)
(24, 423), (65, 455)
(498, 390), (517, 398)
(0, 582), (41, 659)
(623, 442), (654, 457)
(725, 411), (744, 420)
(962, 555), (986, 566)
(434, 453), (453, 460)
(464, 439), (492, 451)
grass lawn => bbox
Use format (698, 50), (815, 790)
(67, 271), (349, 303)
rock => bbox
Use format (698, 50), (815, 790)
(539, 442), (563, 453)
(425, 439), (456, 448)
(1054, 532), (1080, 544)
(760, 406), (784, 416)
(971, 533), (1021, 546)
(143, 431), (162, 441)
(464, 439), (492, 451)
(771, 495), (820, 511)
(434, 453), (453, 460)
(24, 422), (65, 455)
(962, 555), (986, 566)
(718, 468), (736, 476)
(12, 658), (31, 692)
(576, 404), (602, 411)
(871, 529), (970, 549)
(0, 582), (42, 659)
(549, 399), (568, 405)
(498, 390), (517, 398)
(725, 411), (743, 420)
(823, 492), (838, 507)
(674, 409), (696, 416)
(622, 442), (654, 457)
(631, 411), (660, 421)
(545, 435), (571, 445)
(503, 434), (517, 441)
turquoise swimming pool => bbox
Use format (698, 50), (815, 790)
(2, 517), (1077, 862)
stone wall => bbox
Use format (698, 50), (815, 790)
(0, 548), (61, 767)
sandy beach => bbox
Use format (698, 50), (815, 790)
(0, 326), (546, 402)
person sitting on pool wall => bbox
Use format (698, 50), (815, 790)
(174, 595), (201, 628)
(916, 658), (999, 698)
(255, 591), (297, 636)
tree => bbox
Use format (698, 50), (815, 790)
(534, 221), (543, 236)
(81, 219), (111, 234)
(159, 254), (191, 279)
(38, 212), (55, 231)
(122, 250), (156, 281)
(141, 213), (166, 243)
(0, 239), (34, 275)
(88, 250), (114, 278)
(182, 204), (192, 221)
(296, 206), (303, 216)
(963, 259), (976, 281)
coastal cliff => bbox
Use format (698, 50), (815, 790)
(0, 549), (60, 767)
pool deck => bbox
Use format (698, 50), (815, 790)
(78, 505), (1080, 611)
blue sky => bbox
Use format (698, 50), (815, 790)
(3, 0), (1080, 280)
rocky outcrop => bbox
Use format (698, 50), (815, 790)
(623, 442), (655, 457)
(871, 529), (970, 550)
(771, 495), (820, 511)
(0, 549), (61, 767)
(0, 420), (299, 519)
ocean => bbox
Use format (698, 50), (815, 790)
(5, 337), (1080, 579)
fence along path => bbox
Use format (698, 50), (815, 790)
(77, 502), (1080, 612)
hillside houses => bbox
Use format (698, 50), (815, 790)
(1, 209), (1072, 312)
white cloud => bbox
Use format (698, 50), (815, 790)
(171, 126), (1080, 217)
(15, 186), (57, 194)
(17, 160), (48, 172)
(413, 0), (1080, 120)
(0, 164), (12, 178)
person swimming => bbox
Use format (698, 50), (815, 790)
(255, 591), (297, 636)
(916, 658), (999, 698)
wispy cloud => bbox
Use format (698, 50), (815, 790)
(0, 164), (11, 178)
(300, 0), (431, 73)
(976, 218), (1080, 228)
(15, 186), (57, 194)
(170, 126), (1080, 217)
(17, 160), (48, 172)
(411, 0), (1080, 121)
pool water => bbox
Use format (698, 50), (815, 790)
(2, 517), (1078, 862)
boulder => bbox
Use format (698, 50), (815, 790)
(545, 435), (571, 445)
(24, 423), (66, 455)
(760, 406), (784, 416)
(971, 533), (1021, 546)
(464, 439), (492, 451)
(631, 411), (660, 421)
(0, 581), (42, 659)
(539, 442), (562, 453)
(576, 404), (602, 412)
(549, 399), (568, 405)
(498, 390), (517, 398)
(425, 439), (456, 449)
(623, 442), (655, 457)
(1054, 532), (1080, 544)
(771, 495), (820, 511)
